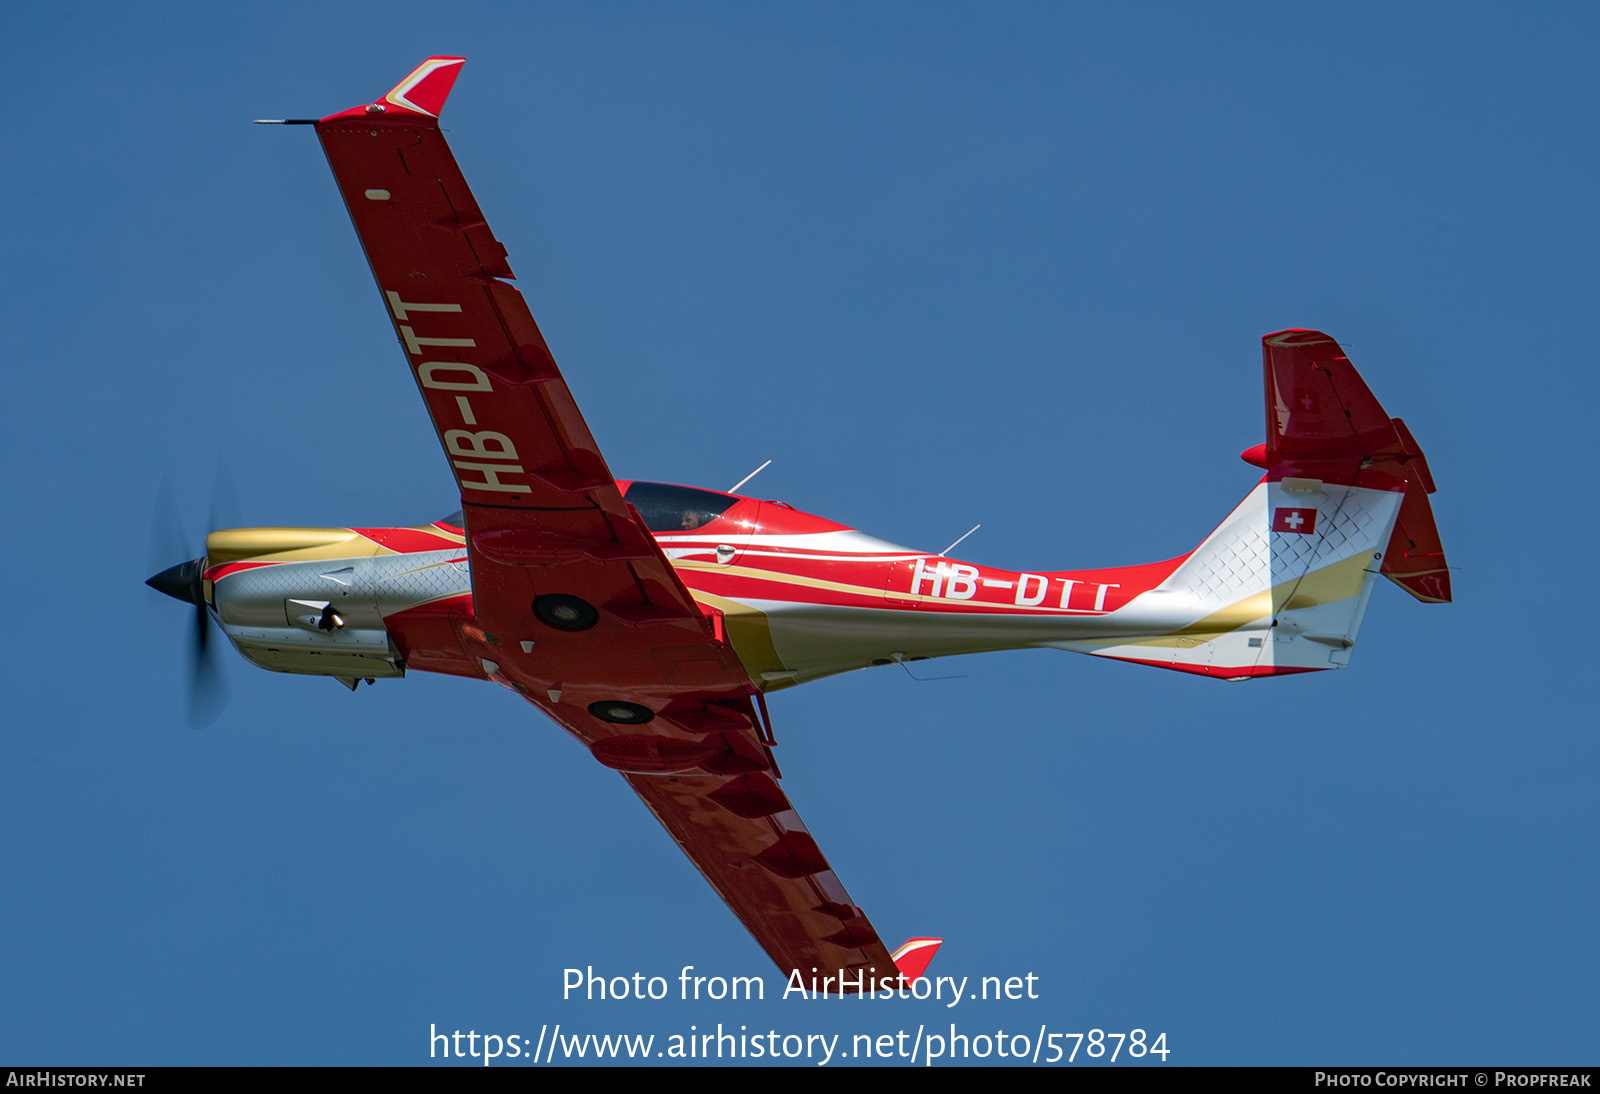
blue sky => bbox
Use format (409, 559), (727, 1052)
(4, 3), (1595, 1067)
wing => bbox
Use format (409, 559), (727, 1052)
(311, 59), (920, 989)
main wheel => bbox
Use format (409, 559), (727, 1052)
(588, 700), (654, 725)
(533, 594), (599, 632)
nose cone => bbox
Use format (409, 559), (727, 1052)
(146, 558), (207, 607)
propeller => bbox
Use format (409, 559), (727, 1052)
(146, 475), (231, 728)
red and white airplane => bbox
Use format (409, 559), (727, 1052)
(148, 58), (1449, 992)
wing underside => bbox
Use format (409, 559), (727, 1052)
(310, 58), (909, 988)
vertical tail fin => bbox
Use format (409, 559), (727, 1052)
(1071, 330), (1445, 679)
(1108, 476), (1402, 677)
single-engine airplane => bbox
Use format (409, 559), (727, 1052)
(148, 57), (1450, 992)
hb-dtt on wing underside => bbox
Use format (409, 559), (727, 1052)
(310, 57), (925, 990)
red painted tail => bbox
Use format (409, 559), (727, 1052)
(1259, 330), (1450, 603)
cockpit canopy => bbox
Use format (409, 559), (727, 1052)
(434, 482), (741, 536)
(622, 482), (738, 532)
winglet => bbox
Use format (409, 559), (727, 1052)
(320, 56), (466, 124)
(891, 937), (943, 984)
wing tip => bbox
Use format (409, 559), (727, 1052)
(320, 55), (467, 124)
(891, 936), (944, 983)
(1263, 328), (1339, 348)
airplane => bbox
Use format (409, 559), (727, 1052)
(147, 57), (1450, 993)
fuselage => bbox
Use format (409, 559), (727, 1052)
(203, 479), (1194, 695)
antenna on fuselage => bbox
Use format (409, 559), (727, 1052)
(938, 524), (981, 557)
(891, 651), (966, 682)
(727, 459), (772, 494)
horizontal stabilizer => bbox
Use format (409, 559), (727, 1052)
(1263, 329), (1397, 466)
(1382, 481), (1451, 602)
(1262, 330), (1450, 603)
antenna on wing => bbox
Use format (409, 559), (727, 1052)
(728, 459), (772, 494)
(938, 524), (980, 557)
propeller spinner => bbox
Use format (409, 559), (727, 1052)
(147, 483), (229, 728)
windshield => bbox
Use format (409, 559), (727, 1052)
(624, 482), (738, 532)
(437, 486), (739, 534)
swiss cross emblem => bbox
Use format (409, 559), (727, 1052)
(1273, 507), (1318, 535)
